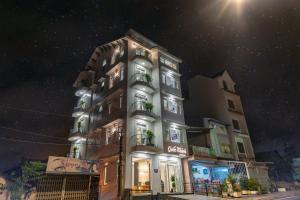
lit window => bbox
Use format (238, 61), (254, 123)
(98, 105), (103, 112)
(237, 142), (245, 154)
(104, 163), (108, 185)
(132, 157), (151, 190)
(160, 57), (177, 70)
(221, 144), (231, 154)
(163, 98), (178, 114)
(108, 102), (112, 114)
(102, 59), (107, 67)
(169, 127), (181, 143)
(232, 119), (240, 130)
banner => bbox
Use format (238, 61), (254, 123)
(46, 156), (99, 174)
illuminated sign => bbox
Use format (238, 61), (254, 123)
(46, 156), (99, 174)
(167, 145), (187, 156)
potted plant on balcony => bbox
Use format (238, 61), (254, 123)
(144, 102), (153, 112)
(144, 74), (152, 83)
(146, 130), (154, 146)
(170, 175), (176, 193)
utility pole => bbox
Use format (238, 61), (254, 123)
(117, 130), (124, 199)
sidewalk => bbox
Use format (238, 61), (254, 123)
(170, 190), (300, 200)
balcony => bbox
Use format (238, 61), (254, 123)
(130, 73), (156, 94)
(75, 86), (90, 97)
(131, 49), (153, 68)
(72, 106), (89, 118)
(131, 101), (159, 122)
(130, 133), (159, 153)
(190, 146), (217, 160)
(228, 107), (244, 115)
(68, 128), (87, 142)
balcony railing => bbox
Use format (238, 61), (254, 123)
(130, 73), (156, 94)
(132, 101), (153, 113)
(190, 146), (216, 158)
(135, 49), (152, 60)
(130, 133), (155, 147)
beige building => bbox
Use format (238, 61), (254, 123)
(184, 70), (255, 161)
(184, 70), (270, 191)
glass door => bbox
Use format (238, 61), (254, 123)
(159, 160), (183, 193)
(132, 157), (151, 192)
(136, 122), (147, 145)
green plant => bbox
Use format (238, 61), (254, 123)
(239, 177), (249, 190)
(144, 102), (153, 112)
(144, 74), (152, 83)
(220, 182), (228, 192)
(209, 148), (216, 157)
(170, 176), (176, 182)
(9, 161), (46, 200)
(146, 130), (154, 145)
(248, 178), (259, 191)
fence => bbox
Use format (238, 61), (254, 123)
(36, 174), (99, 200)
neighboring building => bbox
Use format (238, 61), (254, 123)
(184, 70), (255, 161)
(184, 70), (270, 190)
(69, 29), (188, 199)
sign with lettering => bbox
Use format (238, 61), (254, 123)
(46, 156), (99, 174)
(164, 142), (188, 156)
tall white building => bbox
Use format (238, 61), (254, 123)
(70, 29), (188, 199)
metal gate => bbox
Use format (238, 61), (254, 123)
(36, 174), (99, 200)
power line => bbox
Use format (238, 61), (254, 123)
(0, 136), (112, 146)
(0, 126), (68, 141)
(0, 104), (71, 118)
(0, 137), (71, 146)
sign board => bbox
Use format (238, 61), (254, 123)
(164, 142), (188, 157)
(46, 156), (99, 174)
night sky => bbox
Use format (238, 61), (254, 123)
(1, 0), (300, 172)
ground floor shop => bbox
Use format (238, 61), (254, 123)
(125, 152), (185, 195)
(187, 160), (249, 195)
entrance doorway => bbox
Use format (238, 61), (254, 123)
(132, 157), (151, 192)
(159, 160), (182, 193)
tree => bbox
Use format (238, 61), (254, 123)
(9, 161), (46, 200)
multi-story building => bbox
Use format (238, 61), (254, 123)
(184, 70), (255, 161)
(184, 70), (270, 191)
(70, 29), (188, 199)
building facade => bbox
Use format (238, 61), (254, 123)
(69, 30), (188, 199)
(184, 70), (270, 191)
(184, 70), (255, 161)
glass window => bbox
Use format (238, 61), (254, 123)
(160, 57), (177, 70)
(120, 94), (123, 108)
(102, 59), (107, 67)
(136, 121), (147, 145)
(132, 157), (151, 191)
(108, 102), (112, 114)
(104, 162), (108, 185)
(163, 98), (177, 114)
(237, 142), (245, 154)
(159, 160), (182, 193)
(221, 144), (231, 154)
(228, 99), (235, 109)
(232, 119), (240, 130)
(223, 80), (228, 90)
(169, 128), (181, 143)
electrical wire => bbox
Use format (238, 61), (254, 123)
(0, 104), (71, 118)
(0, 126), (68, 140)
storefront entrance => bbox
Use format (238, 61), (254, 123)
(190, 160), (248, 196)
(132, 157), (151, 191)
(159, 160), (182, 193)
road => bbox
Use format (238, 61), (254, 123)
(171, 190), (300, 200)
